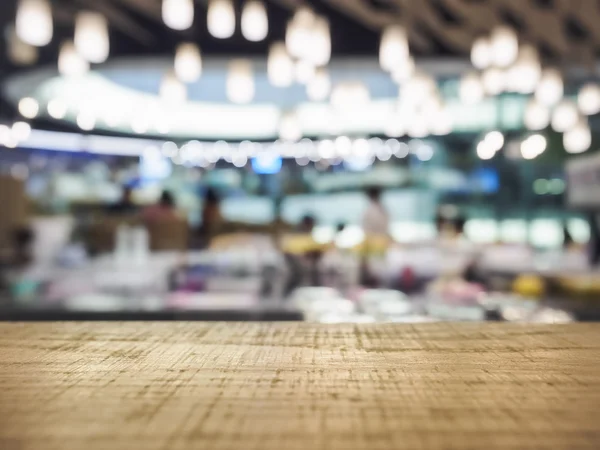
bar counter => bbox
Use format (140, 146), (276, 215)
(1, 322), (599, 449)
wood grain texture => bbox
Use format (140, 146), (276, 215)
(0, 322), (599, 450)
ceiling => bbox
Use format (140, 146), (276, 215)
(1, 0), (600, 141)
(1, 0), (600, 73)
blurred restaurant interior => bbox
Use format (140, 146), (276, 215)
(0, 0), (600, 323)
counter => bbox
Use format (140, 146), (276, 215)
(1, 322), (599, 449)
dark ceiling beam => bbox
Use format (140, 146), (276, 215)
(115, 0), (164, 24)
(72, 0), (156, 45)
(267, 0), (431, 52)
(322, 0), (431, 53)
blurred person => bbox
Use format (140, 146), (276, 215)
(360, 188), (390, 288)
(455, 217), (466, 238)
(435, 212), (447, 236)
(196, 188), (223, 247)
(362, 187), (389, 237)
(142, 190), (179, 222)
(298, 215), (316, 234)
(7, 227), (34, 268)
(282, 214), (322, 294)
(563, 224), (576, 251)
(589, 214), (600, 266)
(108, 186), (137, 215)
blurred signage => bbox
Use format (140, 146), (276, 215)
(312, 166), (409, 192)
(139, 146), (172, 182)
(566, 153), (600, 209)
(252, 154), (282, 174)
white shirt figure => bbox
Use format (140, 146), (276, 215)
(362, 188), (389, 236)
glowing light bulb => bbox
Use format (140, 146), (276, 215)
(16, 0), (53, 47)
(507, 44), (540, 94)
(58, 40), (89, 77)
(491, 26), (518, 67)
(564, 120), (591, 154)
(380, 25), (409, 72)
(521, 134), (547, 159)
(47, 99), (68, 119)
(578, 83), (600, 116)
(524, 99), (550, 131)
(286, 7), (317, 61)
(77, 110), (96, 131)
(162, 0), (194, 31)
(75, 12), (110, 63)
(471, 37), (491, 70)
(241, 1), (268, 42)
(174, 43), (202, 83)
(268, 42), (294, 88)
(227, 60), (255, 104)
(11, 121), (32, 141)
(551, 100), (579, 133)
(208, 0), (235, 39)
(18, 97), (39, 119)
(536, 68), (564, 107)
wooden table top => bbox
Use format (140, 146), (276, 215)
(1, 322), (599, 450)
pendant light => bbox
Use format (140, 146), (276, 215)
(578, 83), (600, 116)
(286, 7), (316, 61)
(551, 99), (579, 133)
(11, 121), (32, 142)
(18, 97), (39, 119)
(58, 40), (89, 77)
(380, 25), (409, 72)
(227, 60), (255, 104)
(524, 99), (550, 131)
(521, 134), (547, 160)
(308, 16), (331, 67)
(75, 12), (110, 64)
(175, 43), (202, 83)
(491, 26), (518, 68)
(471, 37), (491, 70)
(564, 119), (592, 154)
(268, 42), (294, 87)
(507, 45), (541, 94)
(16, 0), (53, 47)
(535, 68), (564, 107)
(77, 109), (96, 131)
(47, 99), (68, 120)
(208, 0), (235, 39)
(162, 0), (194, 31)
(242, 1), (268, 42)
